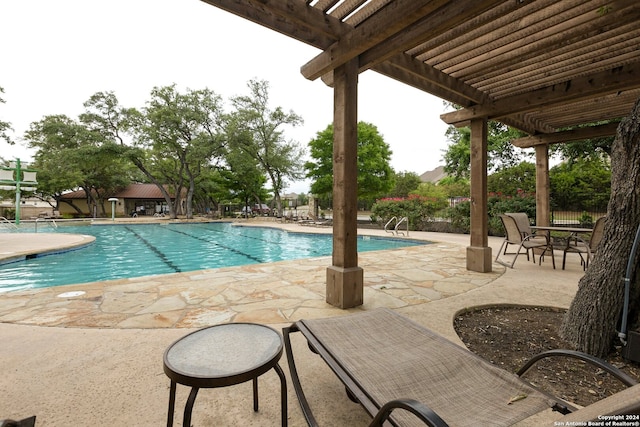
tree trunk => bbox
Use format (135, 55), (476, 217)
(560, 97), (640, 357)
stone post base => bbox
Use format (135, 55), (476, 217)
(466, 246), (493, 272)
(326, 266), (364, 309)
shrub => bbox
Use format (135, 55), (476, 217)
(371, 194), (448, 230)
(443, 190), (536, 235)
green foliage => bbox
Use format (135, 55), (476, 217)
(386, 171), (421, 198)
(443, 121), (528, 179)
(305, 121), (394, 202)
(549, 157), (611, 212)
(24, 114), (131, 215)
(444, 190), (536, 235)
(437, 176), (470, 198)
(411, 181), (448, 200)
(371, 194), (448, 230)
(487, 161), (536, 194)
(229, 79), (305, 215)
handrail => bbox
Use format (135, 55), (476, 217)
(384, 217), (397, 235)
(384, 216), (408, 236)
(35, 218), (58, 233)
(0, 216), (18, 230)
(395, 216), (408, 236)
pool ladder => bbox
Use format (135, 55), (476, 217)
(35, 217), (58, 232)
(0, 217), (18, 231)
(384, 216), (408, 236)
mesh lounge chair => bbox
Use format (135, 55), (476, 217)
(562, 216), (606, 270)
(496, 214), (555, 269)
(283, 308), (638, 427)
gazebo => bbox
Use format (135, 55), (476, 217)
(201, 0), (640, 308)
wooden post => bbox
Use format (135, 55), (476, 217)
(535, 144), (550, 226)
(326, 58), (363, 309)
(467, 118), (492, 272)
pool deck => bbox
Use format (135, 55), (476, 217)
(0, 218), (585, 426)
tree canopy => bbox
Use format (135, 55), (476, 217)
(229, 79), (305, 215)
(305, 121), (394, 202)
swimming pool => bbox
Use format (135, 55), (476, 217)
(0, 222), (425, 292)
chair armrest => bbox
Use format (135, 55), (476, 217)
(516, 349), (637, 387)
(369, 398), (449, 427)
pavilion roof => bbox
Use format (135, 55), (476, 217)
(201, 0), (640, 146)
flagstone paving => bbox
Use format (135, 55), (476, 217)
(0, 235), (505, 328)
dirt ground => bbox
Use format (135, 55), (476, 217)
(453, 306), (640, 407)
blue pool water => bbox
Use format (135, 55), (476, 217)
(0, 222), (425, 292)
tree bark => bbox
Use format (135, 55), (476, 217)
(560, 97), (640, 357)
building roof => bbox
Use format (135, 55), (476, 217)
(201, 0), (640, 146)
(420, 166), (447, 183)
(60, 184), (175, 200)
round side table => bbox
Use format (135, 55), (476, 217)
(163, 323), (287, 426)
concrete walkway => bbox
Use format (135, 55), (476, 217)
(0, 220), (585, 426)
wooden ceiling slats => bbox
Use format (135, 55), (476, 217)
(466, 24), (640, 90)
(341, 0), (390, 27)
(488, 52), (640, 101)
(301, 0), (449, 80)
(328, 0), (368, 21)
(442, 0), (629, 78)
(313, 0), (341, 13)
(441, 64), (640, 126)
(453, 3), (640, 86)
(357, 0), (501, 75)
(408, 0), (547, 62)
(421, 0), (582, 71)
(201, 0), (640, 136)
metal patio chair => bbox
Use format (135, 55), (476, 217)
(562, 216), (607, 270)
(496, 214), (555, 269)
(283, 308), (639, 427)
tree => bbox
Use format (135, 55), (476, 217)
(220, 124), (269, 217)
(229, 80), (305, 216)
(560, 98), (640, 358)
(386, 171), (421, 198)
(487, 161), (536, 195)
(549, 157), (611, 213)
(443, 122), (528, 179)
(129, 85), (226, 219)
(0, 86), (12, 145)
(24, 114), (130, 216)
(305, 121), (394, 203)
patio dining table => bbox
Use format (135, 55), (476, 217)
(531, 225), (594, 269)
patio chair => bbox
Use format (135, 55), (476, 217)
(502, 213), (540, 255)
(496, 214), (555, 269)
(562, 216), (606, 270)
(283, 308), (638, 427)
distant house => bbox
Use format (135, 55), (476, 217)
(420, 166), (447, 183)
(59, 183), (183, 217)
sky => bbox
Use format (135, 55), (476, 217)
(0, 0), (452, 194)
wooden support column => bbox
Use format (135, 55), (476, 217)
(467, 118), (492, 272)
(326, 58), (363, 309)
(535, 144), (551, 227)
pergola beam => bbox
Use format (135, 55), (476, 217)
(511, 122), (620, 148)
(301, 0), (447, 81)
(199, 0), (344, 48)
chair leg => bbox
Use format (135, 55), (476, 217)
(496, 239), (507, 261)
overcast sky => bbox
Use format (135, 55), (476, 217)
(1, 0), (452, 193)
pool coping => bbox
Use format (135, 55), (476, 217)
(0, 233), (96, 265)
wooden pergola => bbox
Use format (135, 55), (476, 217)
(201, 0), (640, 308)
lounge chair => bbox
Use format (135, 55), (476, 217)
(283, 308), (638, 427)
(562, 216), (606, 270)
(496, 214), (555, 269)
